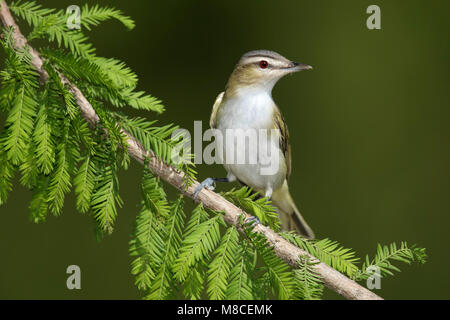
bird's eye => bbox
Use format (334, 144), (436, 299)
(259, 60), (269, 69)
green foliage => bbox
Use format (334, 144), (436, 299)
(9, 0), (55, 27)
(146, 197), (185, 299)
(173, 213), (223, 282)
(0, 152), (15, 205)
(223, 187), (281, 231)
(180, 204), (210, 300)
(79, 4), (135, 31)
(91, 161), (122, 235)
(10, 1), (134, 58)
(129, 171), (168, 291)
(281, 232), (359, 278)
(29, 14), (95, 58)
(42, 49), (165, 114)
(243, 222), (297, 300)
(46, 120), (75, 215)
(29, 175), (50, 222)
(0, 38), (39, 165)
(91, 57), (137, 89)
(0, 1), (428, 301)
(117, 114), (196, 187)
(225, 241), (255, 299)
(207, 226), (240, 299)
(293, 256), (323, 300)
(118, 116), (180, 164)
(33, 89), (56, 174)
(73, 154), (96, 213)
(355, 242), (427, 281)
(0, 1), (196, 233)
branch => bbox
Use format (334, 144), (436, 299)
(0, 0), (382, 300)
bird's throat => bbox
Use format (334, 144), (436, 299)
(218, 88), (275, 130)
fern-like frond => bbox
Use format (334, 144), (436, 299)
(224, 187), (280, 231)
(282, 232), (359, 278)
(357, 242), (427, 280)
(129, 172), (168, 291)
(69, 114), (95, 154)
(42, 48), (112, 88)
(0, 152), (15, 205)
(29, 13), (95, 58)
(225, 240), (255, 300)
(207, 226), (240, 299)
(46, 121), (78, 215)
(80, 4), (135, 31)
(33, 90), (56, 174)
(245, 226), (295, 300)
(173, 213), (222, 282)
(87, 86), (165, 113)
(294, 256), (323, 300)
(263, 251), (296, 299)
(130, 205), (165, 290)
(146, 197), (185, 300)
(0, 68), (16, 113)
(140, 167), (170, 217)
(90, 57), (137, 89)
(46, 142), (71, 215)
(91, 163), (123, 234)
(253, 271), (271, 300)
(9, 0), (55, 27)
(0, 40), (39, 165)
(73, 154), (96, 213)
(120, 88), (165, 113)
(180, 204), (210, 299)
(1, 84), (38, 165)
(183, 267), (206, 300)
(118, 116), (180, 165)
(43, 50), (163, 113)
(29, 175), (50, 223)
(18, 140), (39, 188)
(45, 66), (80, 119)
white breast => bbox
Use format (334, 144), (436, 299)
(218, 89), (274, 130)
(215, 88), (286, 193)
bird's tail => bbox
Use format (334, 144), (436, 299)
(271, 181), (315, 239)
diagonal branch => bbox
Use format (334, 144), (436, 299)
(0, 0), (382, 300)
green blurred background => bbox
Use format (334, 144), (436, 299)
(0, 0), (449, 299)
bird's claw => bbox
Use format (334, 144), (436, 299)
(193, 178), (216, 201)
(245, 216), (260, 227)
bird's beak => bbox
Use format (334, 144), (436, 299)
(290, 61), (313, 72)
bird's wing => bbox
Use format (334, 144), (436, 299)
(273, 106), (292, 180)
(210, 91), (224, 129)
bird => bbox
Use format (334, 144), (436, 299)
(194, 50), (315, 239)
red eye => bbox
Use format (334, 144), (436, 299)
(259, 60), (268, 69)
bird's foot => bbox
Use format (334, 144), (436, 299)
(245, 215), (260, 228)
(193, 177), (216, 201)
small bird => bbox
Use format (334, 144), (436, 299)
(195, 50), (315, 239)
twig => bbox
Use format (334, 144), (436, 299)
(0, 0), (382, 300)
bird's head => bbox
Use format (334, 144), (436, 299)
(225, 50), (312, 95)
